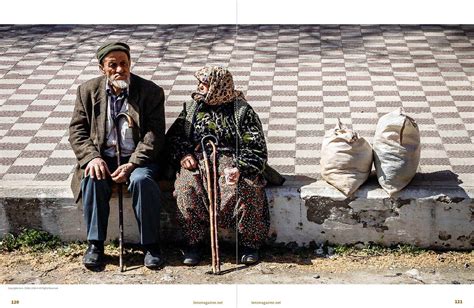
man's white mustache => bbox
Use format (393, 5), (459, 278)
(113, 74), (126, 80)
(112, 80), (130, 89)
(108, 76), (130, 89)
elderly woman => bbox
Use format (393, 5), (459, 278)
(166, 66), (270, 266)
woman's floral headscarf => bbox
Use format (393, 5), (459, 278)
(192, 66), (244, 106)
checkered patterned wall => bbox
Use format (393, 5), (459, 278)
(0, 25), (473, 189)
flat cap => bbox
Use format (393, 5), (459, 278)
(96, 42), (130, 63)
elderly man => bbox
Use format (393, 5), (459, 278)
(69, 42), (165, 270)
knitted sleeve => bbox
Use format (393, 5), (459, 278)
(237, 106), (268, 177)
(165, 106), (194, 167)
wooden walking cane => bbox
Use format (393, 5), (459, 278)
(115, 112), (135, 272)
(201, 135), (220, 274)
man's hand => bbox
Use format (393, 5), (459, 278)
(111, 162), (136, 183)
(180, 154), (198, 170)
(85, 157), (110, 180)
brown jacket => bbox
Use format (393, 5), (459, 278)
(68, 73), (165, 202)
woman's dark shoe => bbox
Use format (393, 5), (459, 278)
(143, 244), (164, 269)
(182, 244), (202, 266)
(240, 246), (260, 265)
(83, 241), (105, 269)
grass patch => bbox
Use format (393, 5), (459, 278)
(0, 231), (430, 258)
(393, 244), (426, 256)
(332, 243), (426, 257)
(56, 241), (87, 257)
(333, 244), (352, 255)
(0, 229), (62, 252)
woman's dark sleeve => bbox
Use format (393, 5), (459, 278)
(237, 106), (268, 177)
(165, 105), (194, 167)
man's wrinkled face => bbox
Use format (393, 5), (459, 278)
(99, 51), (131, 91)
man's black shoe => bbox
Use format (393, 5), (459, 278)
(144, 244), (164, 269)
(83, 241), (105, 269)
(182, 244), (201, 266)
(240, 246), (260, 265)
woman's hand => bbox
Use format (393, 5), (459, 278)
(224, 167), (240, 185)
(180, 154), (198, 170)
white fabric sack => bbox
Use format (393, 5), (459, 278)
(373, 108), (421, 196)
(320, 119), (373, 196)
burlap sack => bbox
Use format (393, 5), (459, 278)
(320, 119), (373, 195)
(373, 108), (421, 196)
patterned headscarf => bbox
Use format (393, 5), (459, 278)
(192, 66), (244, 106)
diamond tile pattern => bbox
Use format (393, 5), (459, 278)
(0, 25), (473, 189)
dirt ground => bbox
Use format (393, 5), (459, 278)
(1, 243), (473, 284)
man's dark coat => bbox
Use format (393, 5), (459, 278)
(68, 73), (165, 202)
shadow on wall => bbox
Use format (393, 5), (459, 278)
(0, 25), (238, 63)
(2, 198), (47, 235)
(272, 169), (470, 199)
(307, 169), (473, 200)
(2, 24), (473, 64)
(412, 169), (464, 185)
(383, 170), (470, 200)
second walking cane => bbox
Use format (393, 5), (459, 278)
(201, 135), (220, 274)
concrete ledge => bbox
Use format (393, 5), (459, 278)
(269, 180), (473, 250)
(1, 179), (473, 250)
